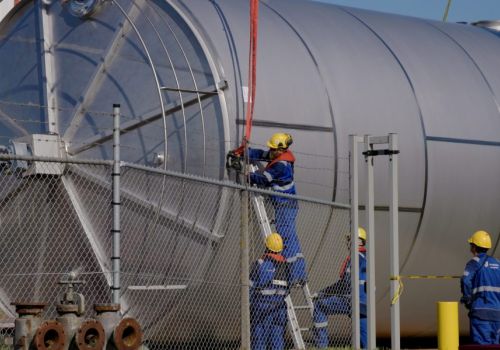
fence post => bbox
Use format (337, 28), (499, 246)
(389, 133), (400, 350)
(240, 172), (251, 349)
(364, 135), (377, 350)
(350, 135), (361, 349)
(112, 104), (121, 306)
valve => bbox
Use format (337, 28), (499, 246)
(58, 271), (86, 316)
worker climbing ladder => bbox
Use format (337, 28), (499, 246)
(236, 1), (316, 347)
(248, 163), (314, 350)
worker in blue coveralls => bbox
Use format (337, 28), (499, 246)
(313, 227), (368, 349)
(230, 132), (306, 286)
(460, 230), (500, 345)
(250, 232), (289, 350)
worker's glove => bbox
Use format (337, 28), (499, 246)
(460, 296), (471, 310)
(226, 150), (243, 171)
(232, 145), (245, 156)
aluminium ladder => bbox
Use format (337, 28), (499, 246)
(248, 164), (315, 349)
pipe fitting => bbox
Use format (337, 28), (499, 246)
(94, 304), (120, 349)
(94, 304), (142, 350)
(56, 305), (82, 350)
(73, 319), (105, 350)
(33, 320), (65, 350)
(112, 318), (142, 350)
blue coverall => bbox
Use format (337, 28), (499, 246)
(460, 253), (500, 344)
(313, 247), (367, 348)
(250, 253), (289, 350)
(248, 148), (306, 285)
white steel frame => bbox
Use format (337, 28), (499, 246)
(350, 134), (400, 350)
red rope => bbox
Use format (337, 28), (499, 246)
(242, 0), (259, 148)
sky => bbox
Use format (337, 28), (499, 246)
(315, 0), (500, 23)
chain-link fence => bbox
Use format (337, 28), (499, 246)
(0, 156), (352, 349)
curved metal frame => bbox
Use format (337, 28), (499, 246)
(153, 2), (208, 175)
(166, 0), (230, 160)
(111, 0), (168, 169)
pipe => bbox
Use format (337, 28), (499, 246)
(437, 301), (459, 350)
(56, 307), (81, 350)
(94, 304), (120, 349)
(12, 302), (46, 350)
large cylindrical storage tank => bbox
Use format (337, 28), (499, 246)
(0, 0), (499, 342)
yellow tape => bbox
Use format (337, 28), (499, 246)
(390, 276), (403, 305)
(389, 275), (461, 305)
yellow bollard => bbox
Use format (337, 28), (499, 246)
(437, 301), (459, 350)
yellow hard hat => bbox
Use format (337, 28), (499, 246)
(266, 233), (284, 253)
(346, 227), (367, 241)
(468, 230), (492, 249)
(267, 133), (293, 149)
(358, 227), (367, 241)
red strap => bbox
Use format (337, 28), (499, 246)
(264, 253), (286, 263)
(340, 247), (366, 278)
(242, 0), (259, 147)
(266, 150), (296, 169)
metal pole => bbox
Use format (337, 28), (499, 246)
(442, 0), (453, 22)
(350, 135), (361, 349)
(240, 166), (251, 349)
(112, 104), (121, 305)
(389, 133), (400, 350)
(364, 135), (376, 350)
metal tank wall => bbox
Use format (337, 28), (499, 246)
(172, 0), (500, 336)
(1, 0), (500, 338)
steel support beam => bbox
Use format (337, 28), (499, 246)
(68, 164), (222, 242)
(63, 0), (139, 141)
(67, 85), (217, 155)
(62, 176), (111, 284)
(39, 0), (59, 134)
(62, 175), (131, 313)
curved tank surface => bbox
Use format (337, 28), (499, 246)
(0, 0), (500, 340)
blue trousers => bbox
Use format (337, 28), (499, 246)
(251, 298), (287, 350)
(273, 201), (306, 284)
(313, 295), (367, 348)
(470, 317), (500, 345)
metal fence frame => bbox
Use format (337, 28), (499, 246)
(0, 153), (352, 349)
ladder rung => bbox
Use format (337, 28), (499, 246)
(299, 328), (310, 332)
